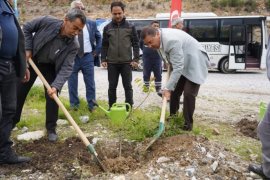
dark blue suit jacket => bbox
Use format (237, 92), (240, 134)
(85, 19), (102, 55)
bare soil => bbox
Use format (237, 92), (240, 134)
(236, 118), (259, 139)
(0, 134), (248, 179)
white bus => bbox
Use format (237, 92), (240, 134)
(126, 15), (268, 73)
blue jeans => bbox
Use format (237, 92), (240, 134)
(68, 53), (96, 110)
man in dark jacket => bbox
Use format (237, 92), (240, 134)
(68, 0), (102, 112)
(0, 0), (30, 164)
(12, 8), (86, 142)
(140, 21), (162, 94)
(101, 1), (140, 109)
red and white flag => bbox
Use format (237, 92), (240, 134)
(169, 0), (182, 27)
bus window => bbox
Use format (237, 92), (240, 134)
(220, 19), (242, 43)
(159, 20), (169, 28)
(128, 20), (152, 31)
(188, 19), (218, 42)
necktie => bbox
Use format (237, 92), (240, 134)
(78, 31), (84, 58)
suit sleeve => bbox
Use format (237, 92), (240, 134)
(23, 16), (46, 51)
(165, 40), (184, 91)
(93, 21), (102, 55)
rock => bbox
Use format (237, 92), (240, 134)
(200, 146), (206, 154)
(102, 130), (108, 134)
(218, 152), (226, 159)
(206, 152), (215, 161)
(191, 176), (197, 180)
(156, 156), (170, 163)
(12, 127), (18, 131)
(57, 119), (69, 125)
(129, 171), (147, 179)
(92, 137), (99, 145)
(210, 161), (219, 172)
(249, 154), (258, 161)
(212, 128), (220, 135)
(228, 162), (244, 173)
(185, 167), (196, 177)
(113, 175), (126, 180)
(249, 171), (262, 178)
(21, 169), (32, 173)
(79, 115), (89, 123)
(17, 130), (45, 141)
(21, 126), (29, 133)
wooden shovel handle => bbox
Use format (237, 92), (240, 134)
(28, 58), (91, 147)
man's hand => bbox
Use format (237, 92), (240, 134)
(47, 87), (57, 99)
(22, 68), (30, 83)
(130, 61), (138, 68)
(26, 50), (32, 61)
(101, 61), (107, 68)
(162, 89), (171, 100)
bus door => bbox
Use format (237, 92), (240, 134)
(228, 25), (246, 70)
(245, 25), (262, 68)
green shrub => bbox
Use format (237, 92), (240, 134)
(229, 0), (244, 7)
(265, 0), (270, 10)
(211, 0), (219, 8)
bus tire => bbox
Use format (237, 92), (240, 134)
(219, 58), (236, 74)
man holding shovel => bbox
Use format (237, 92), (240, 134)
(0, 0), (30, 164)
(12, 9), (86, 142)
(141, 26), (210, 131)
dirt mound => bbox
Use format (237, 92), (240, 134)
(0, 134), (249, 178)
(236, 118), (259, 139)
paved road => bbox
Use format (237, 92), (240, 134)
(35, 67), (270, 123)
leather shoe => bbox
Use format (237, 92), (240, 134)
(0, 151), (31, 164)
(48, 132), (58, 142)
(248, 164), (270, 179)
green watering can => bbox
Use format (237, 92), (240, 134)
(93, 101), (131, 124)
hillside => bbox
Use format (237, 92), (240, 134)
(17, 0), (270, 23)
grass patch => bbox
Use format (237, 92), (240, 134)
(194, 120), (261, 162)
(15, 85), (261, 162)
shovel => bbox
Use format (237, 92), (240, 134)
(143, 65), (171, 151)
(28, 58), (107, 172)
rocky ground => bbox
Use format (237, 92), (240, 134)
(0, 68), (269, 179)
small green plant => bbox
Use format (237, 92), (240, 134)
(211, 0), (219, 8)
(266, 0), (270, 10)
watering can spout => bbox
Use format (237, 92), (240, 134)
(92, 100), (110, 115)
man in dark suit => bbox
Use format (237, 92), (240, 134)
(68, 0), (102, 112)
(0, 0), (30, 164)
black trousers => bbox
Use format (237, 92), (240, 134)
(13, 63), (58, 133)
(0, 61), (17, 156)
(107, 63), (133, 108)
(170, 75), (200, 130)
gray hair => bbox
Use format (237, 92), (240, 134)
(172, 17), (183, 27)
(65, 8), (86, 24)
(140, 26), (158, 40)
(70, 0), (84, 9)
